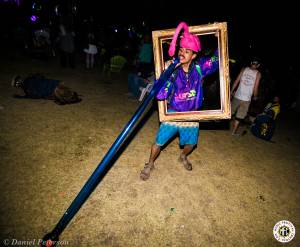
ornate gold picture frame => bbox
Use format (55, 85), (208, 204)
(152, 22), (231, 121)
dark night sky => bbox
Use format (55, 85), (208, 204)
(76, 0), (300, 102)
(1, 0), (298, 69)
(80, 0), (298, 66)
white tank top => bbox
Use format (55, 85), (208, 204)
(235, 67), (258, 101)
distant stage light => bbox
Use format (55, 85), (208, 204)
(32, 2), (42, 11)
(30, 15), (38, 22)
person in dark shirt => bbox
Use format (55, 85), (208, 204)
(11, 74), (82, 105)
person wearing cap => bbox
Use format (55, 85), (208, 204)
(230, 58), (262, 135)
(140, 22), (219, 180)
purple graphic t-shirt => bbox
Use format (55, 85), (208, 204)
(156, 51), (219, 112)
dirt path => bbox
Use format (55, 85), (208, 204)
(0, 54), (299, 246)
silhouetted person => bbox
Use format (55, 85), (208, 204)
(83, 30), (98, 69)
(58, 23), (76, 68)
(136, 34), (153, 78)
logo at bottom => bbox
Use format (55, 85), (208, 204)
(273, 220), (296, 243)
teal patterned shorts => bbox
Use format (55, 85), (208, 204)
(156, 121), (199, 146)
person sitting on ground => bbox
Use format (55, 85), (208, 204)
(263, 96), (280, 120)
(127, 71), (155, 99)
(250, 96), (280, 141)
(11, 74), (82, 105)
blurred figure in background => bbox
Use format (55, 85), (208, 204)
(135, 34), (154, 78)
(57, 22), (76, 68)
(83, 30), (98, 69)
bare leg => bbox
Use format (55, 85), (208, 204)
(90, 54), (95, 68)
(140, 144), (161, 180)
(149, 144), (161, 164)
(181, 144), (194, 156)
(179, 144), (194, 171)
(86, 54), (90, 69)
(232, 119), (240, 135)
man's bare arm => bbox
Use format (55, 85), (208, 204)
(253, 71), (261, 99)
(230, 68), (244, 94)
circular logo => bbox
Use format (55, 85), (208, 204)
(273, 220), (296, 243)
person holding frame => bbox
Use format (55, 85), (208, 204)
(140, 22), (219, 181)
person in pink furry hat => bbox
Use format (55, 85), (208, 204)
(140, 22), (219, 180)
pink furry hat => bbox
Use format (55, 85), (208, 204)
(168, 22), (201, 57)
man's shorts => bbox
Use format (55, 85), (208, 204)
(156, 121), (199, 146)
(231, 97), (251, 119)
